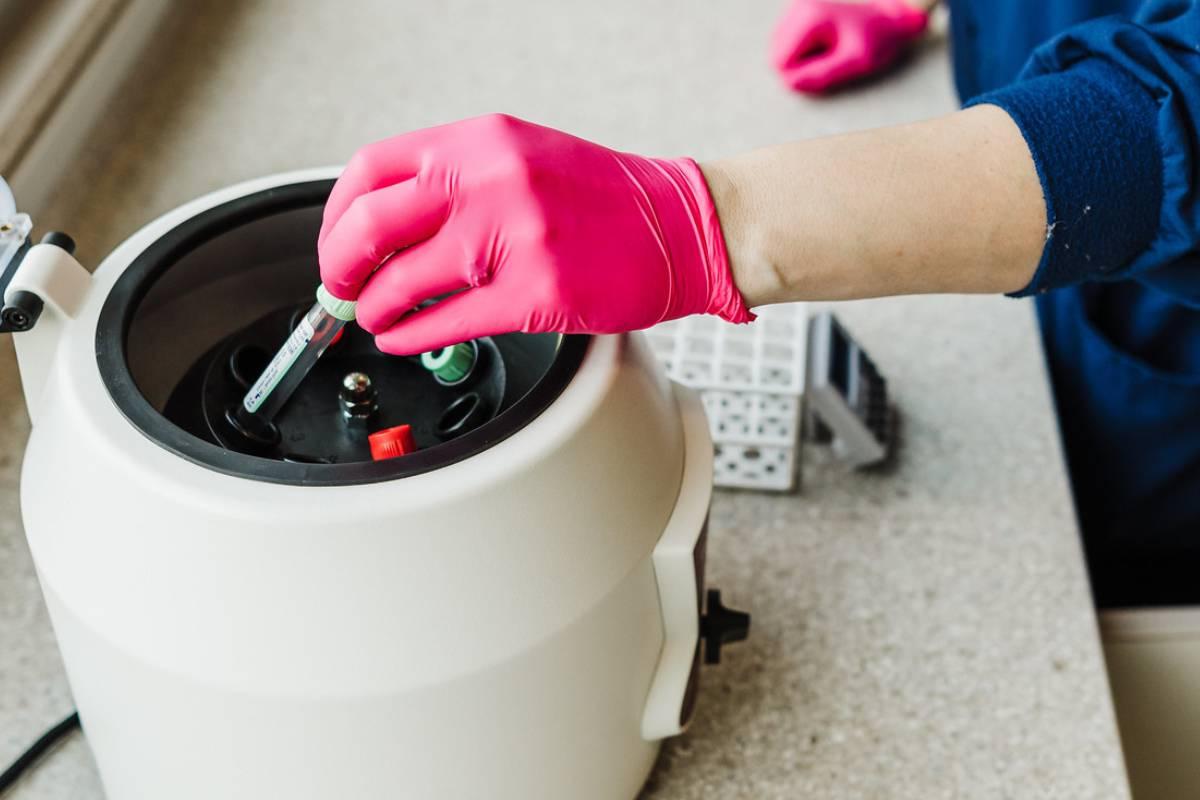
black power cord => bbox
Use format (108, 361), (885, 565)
(0, 711), (81, 794)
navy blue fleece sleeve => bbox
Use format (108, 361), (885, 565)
(965, 1), (1200, 299)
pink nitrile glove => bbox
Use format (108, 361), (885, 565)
(770, 0), (930, 94)
(317, 114), (753, 355)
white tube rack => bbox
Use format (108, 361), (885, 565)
(647, 304), (809, 491)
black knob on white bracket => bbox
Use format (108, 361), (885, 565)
(0, 232), (77, 334)
(0, 291), (41, 332)
(39, 231), (76, 254)
(0, 224), (93, 426)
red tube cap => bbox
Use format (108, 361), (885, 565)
(369, 424), (417, 461)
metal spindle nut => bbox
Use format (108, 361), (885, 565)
(340, 372), (378, 419)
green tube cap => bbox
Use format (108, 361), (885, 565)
(420, 341), (477, 384)
(316, 285), (357, 322)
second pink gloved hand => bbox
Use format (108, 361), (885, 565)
(770, 0), (930, 94)
(318, 114), (752, 355)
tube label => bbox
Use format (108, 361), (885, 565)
(242, 316), (315, 413)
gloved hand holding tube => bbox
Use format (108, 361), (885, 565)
(317, 113), (754, 356)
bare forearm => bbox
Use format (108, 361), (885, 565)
(702, 105), (1045, 306)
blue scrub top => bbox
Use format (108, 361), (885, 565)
(945, 0), (1200, 606)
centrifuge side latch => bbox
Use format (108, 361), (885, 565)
(0, 174), (80, 335)
(0, 232), (78, 333)
(1, 219), (91, 425)
(0, 231), (85, 329)
(700, 588), (750, 665)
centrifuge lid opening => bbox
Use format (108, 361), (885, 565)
(95, 178), (589, 486)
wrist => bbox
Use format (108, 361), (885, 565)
(698, 159), (785, 309)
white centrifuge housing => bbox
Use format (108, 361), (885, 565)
(0, 170), (748, 799)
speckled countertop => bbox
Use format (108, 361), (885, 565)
(0, 1), (1128, 797)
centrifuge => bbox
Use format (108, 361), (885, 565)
(0, 170), (749, 799)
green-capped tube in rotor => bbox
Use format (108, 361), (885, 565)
(420, 341), (477, 384)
